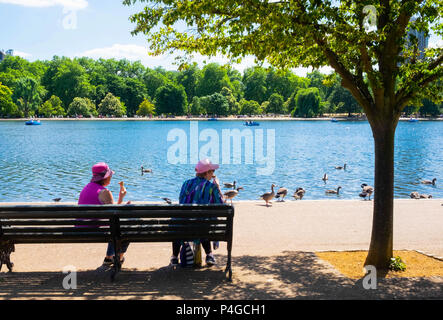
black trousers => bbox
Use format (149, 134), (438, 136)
(172, 239), (212, 257)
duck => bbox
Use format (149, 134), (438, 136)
(223, 181), (236, 189)
(326, 186), (342, 194)
(335, 164), (347, 170)
(53, 198), (62, 202)
(322, 173), (328, 182)
(275, 187), (288, 201)
(361, 183), (374, 200)
(141, 166), (153, 175)
(162, 197), (172, 204)
(419, 194), (433, 199)
(421, 178), (437, 185)
(260, 184), (276, 207)
(224, 187), (242, 205)
(410, 192), (420, 199)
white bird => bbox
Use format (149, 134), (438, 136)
(275, 187), (288, 201)
(326, 186), (342, 194)
(260, 184), (276, 207)
(421, 178), (437, 185)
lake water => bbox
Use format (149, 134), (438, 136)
(0, 120), (441, 202)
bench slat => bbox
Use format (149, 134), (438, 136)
(0, 220), (111, 226)
(0, 210), (232, 219)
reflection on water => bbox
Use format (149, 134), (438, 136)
(0, 120), (441, 202)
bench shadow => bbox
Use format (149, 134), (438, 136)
(0, 251), (441, 300)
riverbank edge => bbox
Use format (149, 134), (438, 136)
(0, 199), (441, 205)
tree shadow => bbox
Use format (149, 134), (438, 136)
(0, 251), (441, 300)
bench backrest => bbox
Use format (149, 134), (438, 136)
(0, 204), (234, 244)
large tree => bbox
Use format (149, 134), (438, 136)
(12, 77), (45, 117)
(124, 0), (443, 269)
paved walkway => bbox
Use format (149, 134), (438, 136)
(0, 199), (442, 299)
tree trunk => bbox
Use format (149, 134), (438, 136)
(364, 119), (397, 270)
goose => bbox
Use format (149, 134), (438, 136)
(162, 197), (172, 204)
(275, 187), (288, 201)
(326, 186), (342, 194)
(292, 188), (305, 200)
(223, 181), (236, 189)
(410, 192), (420, 199)
(224, 187), (242, 204)
(322, 173), (328, 182)
(260, 184), (276, 207)
(419, 194), (433, 199)
(361, 183), (374, 200)
(359, 192), (368, 200)
(53, 198), (62, 202)
(141, 166), (153, 175)
(335, 163), (347, 170)
(421, 178), (437, 185)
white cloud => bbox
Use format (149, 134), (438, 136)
(76, 43), (337, 76)
(428, 38), (443, 49)
(76, 44), (171, 68)
(0, 0), (88, 10)
(13, 50), (32, 58)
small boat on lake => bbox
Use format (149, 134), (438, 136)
(331, 118), (338, 122)
(208, 118), (218, 121)
(25, 119), (41, 125)
(244, 121), (259, 126)
(408, 118), (419, 122)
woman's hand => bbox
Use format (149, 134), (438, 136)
(118, 181), (127, 204)
(212, 175), (220, 186)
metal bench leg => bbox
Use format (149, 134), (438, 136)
(225, 240), (232, 281)
(111, 239), (122, 282)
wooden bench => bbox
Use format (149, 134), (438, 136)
(0, 203), (234, 281)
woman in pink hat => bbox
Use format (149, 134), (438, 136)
(170, 158), (225, 267)
(77, 162), (130, 266)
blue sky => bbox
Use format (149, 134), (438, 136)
(0, 0), (266, 73)
(0, 0), (441, 75)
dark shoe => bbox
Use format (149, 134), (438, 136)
(103, 257), (113, 266)
(206, 254), (216, 266)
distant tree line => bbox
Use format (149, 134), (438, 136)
(0, 56), (440, 118)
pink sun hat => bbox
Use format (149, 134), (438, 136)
(90, 162), (115, 182)
(195, 158), (219, 174)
